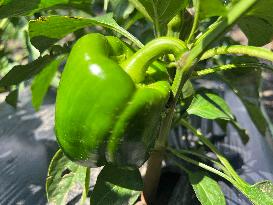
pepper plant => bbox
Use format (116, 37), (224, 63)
(0, 0), (273, 204)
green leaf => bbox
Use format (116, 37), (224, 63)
(187, 90), (234, 120)
(182, 80), (195, 99)
(109, 0), (135, 19)
(255, 181), (273, 199)
(129, 0), (189, 24)
(5, 89), (18, 108)
(239, 0), (273, 46)
(31, 56), (65, 111)
(238, 16), (273, 46)
(29, 13), (143, 52)
(230, 120), (249, 144)
(187, 90), (249, 143)
(235, 181), (273, 205)
(46, 149), (88, 205)
(248, 0), (273, 23)
(189, 171), (226, 205)
(90, 164), (143, 205)
(0, 55), (59, 87)
(0, 0), (94, 19)
(199, 0), (227, 19)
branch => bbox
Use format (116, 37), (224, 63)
(193, 63), (273, 77)
(200, 45), (273, 62)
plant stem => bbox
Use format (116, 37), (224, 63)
(192, 63), (273, 77)
(122, 37), (187, 83)
(79, 168), (90, 205)
(142, 149), (165, 204)
(171, 146), (273, 205)
(154, 20), (161, 38)
(186, 0), (200, 45)
(172, 0), (258, 98)
(168, 148), (236, 184)
(200, 45), (273, 62)
(180, 119), (247, 185)
(141, 105), (176, 204)
(132, 37), (187, 205)
(142, 0), (258, 203)
(176, 149), (230, 174)
(103, 0), (109, 11)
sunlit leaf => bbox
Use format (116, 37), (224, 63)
(236, 181), (273, 205)
(187, 90), (234, 120)
(29, 13), (143, 51)
(46, 150), (89, 205)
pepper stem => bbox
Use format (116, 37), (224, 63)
(122, 37), (188, 83)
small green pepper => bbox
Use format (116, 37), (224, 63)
(55, 33), (187, 167)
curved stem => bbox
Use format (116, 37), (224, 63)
(122, 37), (187, 83)
(192, 63), (273, 77)
(187, 0), (200, 45)
(200, 45), (273, 62)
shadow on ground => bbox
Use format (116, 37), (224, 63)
(0, 88), (58, 205)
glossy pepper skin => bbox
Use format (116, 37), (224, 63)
(55, 33), (170, 168)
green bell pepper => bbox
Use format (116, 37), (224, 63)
(55, 33), (187, 167)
